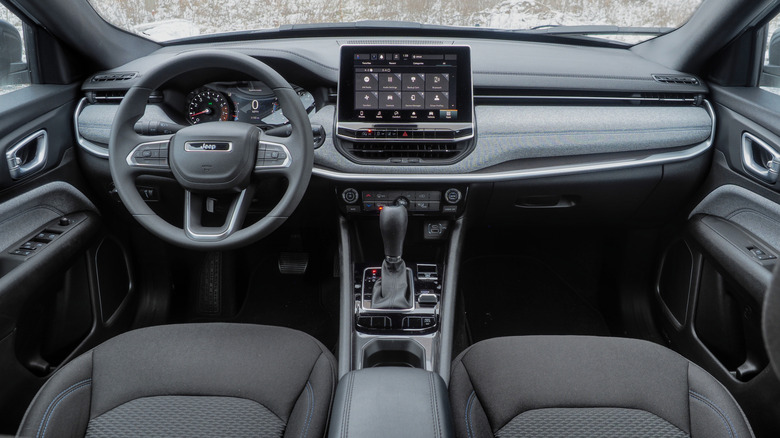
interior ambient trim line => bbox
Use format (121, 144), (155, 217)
(74, 98), (110, 159)
(312, 100), (715, 183)
(474, 95), (697, 103)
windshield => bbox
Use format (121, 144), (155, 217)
(88, 0), (703, 44)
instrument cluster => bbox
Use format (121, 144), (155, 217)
(186, 81), (315, 127)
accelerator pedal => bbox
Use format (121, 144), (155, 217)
(278, 252), (309, 275)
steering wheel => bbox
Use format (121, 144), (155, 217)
(108, 51), (313, 250)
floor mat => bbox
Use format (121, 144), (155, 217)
(231, 256), (339, 351)
(461, 255), (610, 343)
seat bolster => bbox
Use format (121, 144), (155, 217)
(283, 352), (338, 438)
(449, 359), (494, 438)
(688, 363), (755, 438)
(17, 351), (94, 438)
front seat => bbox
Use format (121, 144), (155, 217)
(17, 323), (336, 438)
(450, 336), (754, 438)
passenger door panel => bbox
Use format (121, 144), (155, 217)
(655, 85), (780, 437)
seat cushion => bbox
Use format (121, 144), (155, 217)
(449, 336), (754, 438)
(17, 323), (337, 438)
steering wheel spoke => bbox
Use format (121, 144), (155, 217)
(184, 186), (255, 242)
(125, 135), (173, 176)
(254, 132), (295, 178)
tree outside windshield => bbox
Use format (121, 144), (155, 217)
(89, 0), (702, 43)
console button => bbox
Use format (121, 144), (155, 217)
(445, 188), (462, 204)
(421, 317), (436, 328)
(411, 130), (424, 139)
(375, 129), (387, 139)
(358, 129), (375, 139)
(423, 130), (437, 139)
(342, 188), (359, 204)
(386, 129), (398, 138)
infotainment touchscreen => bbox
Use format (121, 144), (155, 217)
(337, 45), (472, 125)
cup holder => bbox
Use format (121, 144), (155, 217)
(362, 338), (426, 369)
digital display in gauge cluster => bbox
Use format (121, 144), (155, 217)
(185, 82), (315, 127)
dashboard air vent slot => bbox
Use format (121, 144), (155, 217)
(652, 74), (699, 85)
(91, 72), (138, 82)
(339, 40), (452, 46)
(349, 142), (464, 161)
(86, 90), (163, 104)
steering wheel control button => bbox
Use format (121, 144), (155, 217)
(445, 188), (462, 204)
(127, 140), (171, 168)
(255, 142), (291, 169)
(342, 188), (359, 204)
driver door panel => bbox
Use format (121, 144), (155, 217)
(0, 86), (135, 433)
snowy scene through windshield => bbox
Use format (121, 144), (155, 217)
(89, 0), (702, 43)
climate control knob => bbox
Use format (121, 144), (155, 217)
(444, 188), (462, 204)
(395, 197), (410, 208)
(342, 188), (359, 204)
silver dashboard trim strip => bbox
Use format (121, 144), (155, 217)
(313, 100), (716, 183)
(475, 95), (697, 103)
(74, 98), (110, 159)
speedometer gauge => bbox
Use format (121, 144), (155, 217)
(186, 89), (231, 124)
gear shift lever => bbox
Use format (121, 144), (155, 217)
(372, 205), (412, 309)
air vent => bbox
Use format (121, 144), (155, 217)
(86, 90), (163, 104)
(348, 142), (465, 162)
(652, 74), (699, 85)
(339, 40), (451, 46)
(91, 72), (138, 82)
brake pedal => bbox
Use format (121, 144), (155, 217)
(279, 252), (309, 275)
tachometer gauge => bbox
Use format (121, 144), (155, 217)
(186, 89), (231, 124)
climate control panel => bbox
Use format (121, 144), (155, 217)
(338, 186), (465, 215)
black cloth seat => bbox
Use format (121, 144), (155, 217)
(449, 336), (754, 438)
(17, 323), (336, 438)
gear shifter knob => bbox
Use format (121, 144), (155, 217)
(380, 205), (407, 260)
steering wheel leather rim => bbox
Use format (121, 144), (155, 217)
(108, 50), (314, 250)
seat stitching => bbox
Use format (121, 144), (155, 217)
(300, 381), (314, 438)
(428, 372), (439, 438)
(465, 391), (476, 438)
(689, 390), (736, 438)
(36, 378), (92, 438)
(342, 372), (354, 438)
(40, 380), (92, 438)
(432, 373), (442, 438)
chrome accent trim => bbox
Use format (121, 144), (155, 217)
(255, 140), (292, 169)
(184, 141), (233, 152)
(474, 95), (696, 103)
(314, 100), (716, 183)
(184, 189), (248, 241)
(741, 132), (780, 184)
(6, 129), (48, 180)
(125, 140), (170, 168)
(74, 98), (110, 158)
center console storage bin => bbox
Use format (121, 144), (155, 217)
(329, 367), (453, 438)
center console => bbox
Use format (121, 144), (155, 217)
(335, 45), (475, 165)
(334, 46), (472, 382)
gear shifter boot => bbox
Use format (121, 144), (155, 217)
(371, 259), (412, 309)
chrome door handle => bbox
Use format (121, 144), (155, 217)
(742, 132), (780, 184)
(5, 130), (47, 180)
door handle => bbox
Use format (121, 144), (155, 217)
(741, 132), (780, 184)
(5, 129), (47, 180)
